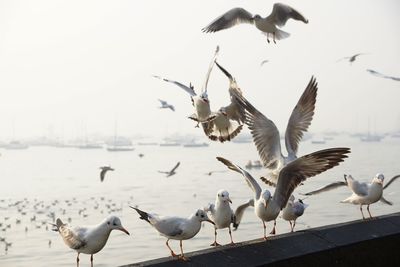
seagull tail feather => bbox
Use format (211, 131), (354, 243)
(130, 206), (151, 223)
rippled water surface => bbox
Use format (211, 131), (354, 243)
(0, 136), (399, 267)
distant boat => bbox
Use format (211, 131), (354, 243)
(78, 143), (103, 149)
(183, 142), (209, 148)
(360, 135), (382, 142)
(159, 142), (181, 147)
(106, 121), (135, 151)
(4, 141), (29, 150)
(106, 145), (135, 152)
(137, 142), (158, 146)
(245, 160), (263, 169)
(311, 139), (326, 144)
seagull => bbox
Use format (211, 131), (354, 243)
(217, 152), (348, 239)
(158, 99), (175, 111)
(366, 69), (400, 82)
(201, 61), (245, 142)
(158, 162), (180, 177)
(337, 53), (367, 64)
(153, 46), (219, 127)
(53, 216), (129, 267)
(231, 76), (319, 184)
(302, 174), (400, 219)
(281, 196), (308, 232)
(204, 189), (235, 246)
(232, 199), (254, 230)
(99, 166), (114, 182)
(260, 60), (269, 66)
(204, 170), (227, 176)
(202, 3), (308, 43)
(130, 206), (214, 261)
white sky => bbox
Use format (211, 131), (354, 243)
(0, 0), (399, 140)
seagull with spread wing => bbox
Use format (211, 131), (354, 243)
(337, 53), (367, 64)
(202, 3), (308, 43)
(217, 152), (349, 239)
(302, 174), (400, 219)
(158, 99), (175, 111)
(99, 166), (114, 182)
(201, 61), (245, 142)
(366, 69), (400, 82)
(153, 46), (219, 127)
(53, 216), (129, 267)
(158, 162), (180, 178)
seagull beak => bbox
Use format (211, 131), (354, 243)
(263, 199), (268, 208)
(206, 219), (215, 225)
(118, 227), (130, 235)
(228, 198), (232, 204)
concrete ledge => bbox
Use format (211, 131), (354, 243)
(121, 213), (400, 267)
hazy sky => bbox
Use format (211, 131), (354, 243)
(0, 0), (399, 140)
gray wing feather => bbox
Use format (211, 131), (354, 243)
(345, 175), (369, 196)
(170, 162), (180, 173)
(273, 148), (350, 209)
(201, 46), (219, 94)
(202, 8), (255, 33)
(285, 77), (318, 158)
(267, 3), (308, 27)
(233, 199), (254, 230)
(57, 219), (86, 250)
(153, 75), (196, 97)
(301, 181), (347, 196)
(217, 157), (261, 199)
(380, 196), (393, 205)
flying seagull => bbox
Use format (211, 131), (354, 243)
(158, 99), (175, 111)
(52, 216), (129, 267)
(202, 61), (245, 142)
(260, 60), (269, 66)
(337, 53), (367, 64)
(202, 3), (308, 43)
(158, 162), (180, 177)
(366, 69), (400, 82)
(204, 170), (227, 176)
(153, 46), (220, 127)
(302, 174), (400, 219)
(217, 152), (349, 239)
(130, 206), (214, 261)
(99, 166), (114, 182)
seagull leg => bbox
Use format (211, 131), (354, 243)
(210, 227), (220, 246)
(292, 220), (296, 232)
(273, 32), (276, 44)
(178, 240), (189, 261)
(76, 253), (80, 267)
(360, 205), (366, 220)
(367, 205), (373, 219)
(166, 239), (178, 258)
(266, 33), (270, 43)
(90, 254), (93, 267)
(269, 220), (276, 235)
(262, 220), (267, 240)
(228, 226), (235, 245)
(289, 221), (293, 232)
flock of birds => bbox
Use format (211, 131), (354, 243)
(3, 2), (396, 267)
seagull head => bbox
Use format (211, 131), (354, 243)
(194, 209), (215, 225)
(200, 92), (209, 103)
(254, 14), (262, 20)
(219, 107), (228, 117)
(373, 173), (385, 184)
(217, 189), (232, 204)
(261, 190), (271, 208)
(105, 216), (130, 235)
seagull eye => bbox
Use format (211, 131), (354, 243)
(201, 215), (205, 218)
(107, 222), (110, 225)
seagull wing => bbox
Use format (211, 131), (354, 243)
(345, 175), (369, 196)
(267, 3), (308, 27)
(201, 46), (220, 94)
(231, 89), (283, 170)
(56, 219), (86, 250)
(170, 162), (180, 173)
(154, 217), (185, 237)
(259, 176), (277, 187)
(217, 157), (262, 199)
(100, 169), (107, 182)
(380, 196), (393, 206)
(273, 147), (350, 209)
(285, 76), (318, 158)
(202, 8), (255, 33)
(233, 199), (254, 230)
(383, 174), (400, 190)
(158, 99), (167, 105)
(153, 75), (196, 97)
(301, 181), (347, 196)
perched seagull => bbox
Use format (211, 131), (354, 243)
(99, 166), (114, 182)
(202, 3), (308, 43)
(202, 61), (245, 142)
(302, 174), (400, 219)
(153, 46), (219, 127)
(260, 59), (269, 66)
(217, 153), (349, 239)
(281, 196), (308, 232)
(204, 190), (234, 246)
(130, 206), (214, 261)
(158, 162), (180, 177)
(232, 76), (319, 184)
(158, 99), (175, 111)
(366, 69), (400, 82)
(337, 53), (367, 64)
(53, 216), (129, 267)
